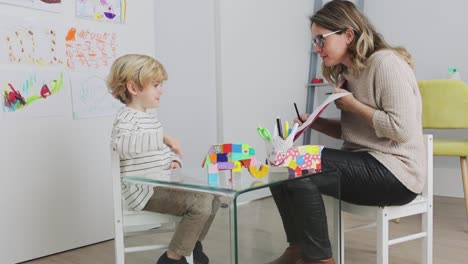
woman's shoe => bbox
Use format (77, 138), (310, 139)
(264, 245), (302, 264)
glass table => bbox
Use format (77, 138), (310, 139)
(125, 167), (341, 264)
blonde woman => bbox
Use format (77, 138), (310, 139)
(267, 1), (425, 264)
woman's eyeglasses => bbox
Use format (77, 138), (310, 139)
(313, 29), (343, 48)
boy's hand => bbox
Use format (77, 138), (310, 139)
(164, 134), (182, 158)
(170, 161), (181, 169)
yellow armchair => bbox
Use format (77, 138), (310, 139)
(418, 79), (468, 221)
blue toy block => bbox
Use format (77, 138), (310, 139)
(232, 144), (242, 153)
(208, 173), (219, 185)
(296, 156), (305, 165)
(217, 153), (228, 162)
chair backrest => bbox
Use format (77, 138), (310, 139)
(421, 135), (433, 201)
(418, 79), (468, 129)
(110, 144), (180, 228)
(111, 143), (125, 226)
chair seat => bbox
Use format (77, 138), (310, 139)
(123, 210), (181, 233)
(433, 139), (468, 156)
(341, 195), (427, 219)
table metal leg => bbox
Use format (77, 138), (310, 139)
(228, 197), (239, 264)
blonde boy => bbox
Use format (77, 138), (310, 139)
(108, 54), (220, 264)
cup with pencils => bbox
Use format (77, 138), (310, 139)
(258, 118), (299, 165)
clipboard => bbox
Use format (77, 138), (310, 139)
(293, 91), (351, 141)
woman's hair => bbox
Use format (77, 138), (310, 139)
(310, 0), (414, 85)
(107, 54), (168, 104)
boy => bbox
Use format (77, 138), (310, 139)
(108, 54), (220, 264)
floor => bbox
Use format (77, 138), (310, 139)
(21, 196), (468, 264)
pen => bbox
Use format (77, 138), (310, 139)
(294, 102), (303, 122)
(276, 117), (284, 139)
(326, 80), (346, 95)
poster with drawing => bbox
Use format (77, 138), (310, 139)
(70, 71), (122, 119)
(0, 16), (66, 66)
(0, 64), (68, 118)
(0, 0), (63, 13)
(65, 27), (119, 71)
(76, 0), (126, 24)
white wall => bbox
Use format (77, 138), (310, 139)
(153, 0), (218, 169)
(219, 0), (314, 154)
(154, 0), (315, 201)
(219, 0), (315, 200)
(364, 0), (468, 197)
(0, 2), (156, 263)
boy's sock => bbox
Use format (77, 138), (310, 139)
(193, 241), (209, 264)
(156, 252), (188, 264)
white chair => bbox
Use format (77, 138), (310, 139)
(325, 135), (433, 264)
(111, 144), (194, 264)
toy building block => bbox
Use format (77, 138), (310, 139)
(202, 143), (269, 180)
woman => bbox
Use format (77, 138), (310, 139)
(266, 1), (426, 264)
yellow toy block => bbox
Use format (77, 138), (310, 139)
(232, 161), (242, 172)
(249, 164), (269, 178)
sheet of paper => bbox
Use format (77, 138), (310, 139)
(70, 70), (123, 119)
(294, 91), (351, 141)
(0, 0), (63, 13)
(0, 64), (69, 118)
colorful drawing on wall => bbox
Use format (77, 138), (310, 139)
(0, 64), (68, 117)
(65, 27), (118, 71)
(0, 0), (63, 13)
(0, 16), (66, 66)
(76, 0), (126, 24)
(70, 71), (122, 119)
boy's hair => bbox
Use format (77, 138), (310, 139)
(107, 54), (168, 104)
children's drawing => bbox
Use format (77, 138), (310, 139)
(0, 0), (63, 13)
(0, 17), (66, 66)
(0, 64), (68, 117)
(70, 71), (122, 119)
(76, 0), (126, 24)
(202, 143), (269, 182)
(65, 27), (118, 71)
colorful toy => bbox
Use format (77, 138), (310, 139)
(270, 145), (323, 176)
(259, 122), (323, 177)
(201, 143), (269, 181)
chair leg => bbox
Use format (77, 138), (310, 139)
(114, 223), (125, 264)
(422, 201), (433, 264)
(377, 211), (389, 264)
(324, 196), (342, 263)
(461, 157), (468, 222)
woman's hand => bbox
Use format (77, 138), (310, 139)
(333, 88), (359, 113)
(170, 161), (181, 169)
(294, 113), (310, 125)
(164, 134), (182, 158)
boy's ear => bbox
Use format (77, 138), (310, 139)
(126, 81), (138, 96)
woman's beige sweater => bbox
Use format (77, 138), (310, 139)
(341, 49), (426, 193)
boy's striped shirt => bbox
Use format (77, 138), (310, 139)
(111, 107), (181, 211)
